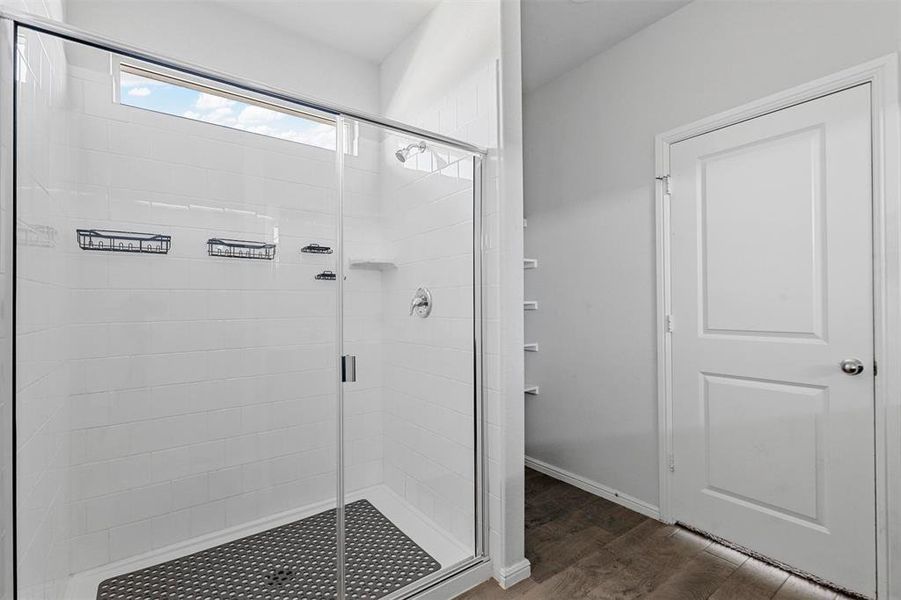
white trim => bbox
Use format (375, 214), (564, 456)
(496, 559), (531, 589)
(654, 54), (901, 600)
(413, 560), (493, 600)
(525, 456), (660, 520)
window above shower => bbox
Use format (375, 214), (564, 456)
(117, 63), (341, 151)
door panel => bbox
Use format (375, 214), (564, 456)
(669, 84), (875, 596)
(701, 127), (825, 338)
(337, 118), (481, 599)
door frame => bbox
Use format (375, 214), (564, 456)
(654, 54), (901, 599)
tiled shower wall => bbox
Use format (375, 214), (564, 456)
(60, 65), (384, 567)
(15, 26), (73, 600)
(15, 30), (385, 584)
(379, 62), (499, 551)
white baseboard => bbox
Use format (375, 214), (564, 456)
(495, 558), (531, 589)
(525, 456), (660, 520)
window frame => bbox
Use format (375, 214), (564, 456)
(114, 60), (357, 153)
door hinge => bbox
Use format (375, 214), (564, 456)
(341, 355), (357, 383)
(665, 314), (674, 333)
(667, 453), (675, 472)
(874, 360), (878, 376)
(656, 174), (671, 195)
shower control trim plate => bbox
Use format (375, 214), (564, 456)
(410, 287), (432, 318)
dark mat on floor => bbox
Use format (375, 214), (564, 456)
(96, 499), (441, 600)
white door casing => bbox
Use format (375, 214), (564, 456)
(667, 84), (875, 596)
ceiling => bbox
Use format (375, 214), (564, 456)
(521, 0), (690, 92)
(216, 0), (441, 63)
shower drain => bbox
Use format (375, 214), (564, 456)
(264, 567), (295, 586)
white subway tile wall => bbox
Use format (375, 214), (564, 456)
(16, 29), (381, 591)
(376, 62), (500, 553)
(15, 25), (73, 600)
(52, 53), (352, 569)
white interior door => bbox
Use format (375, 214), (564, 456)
(668, 84), (875, 597)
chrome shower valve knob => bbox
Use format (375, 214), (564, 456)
(410, 287), (432, 318)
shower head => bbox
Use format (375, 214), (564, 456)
(395, 141), (427, 163)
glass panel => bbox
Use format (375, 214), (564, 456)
(14, 27), (341, 599)
(339, 119), (480, 599)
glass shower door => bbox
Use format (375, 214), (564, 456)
(337, 118), (482, 599)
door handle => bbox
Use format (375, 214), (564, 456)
(839, 358), (865, 376)
(342, 355), (356, 382)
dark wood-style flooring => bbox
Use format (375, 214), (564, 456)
(456, 468), (855, 600)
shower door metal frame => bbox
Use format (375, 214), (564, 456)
(2, 11), (490, 600)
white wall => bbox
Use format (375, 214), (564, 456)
(63, 0), (381, 116)
(496, 0), (526, 582)
(523, 0), (901, 510)
(379, 0), (499, 126)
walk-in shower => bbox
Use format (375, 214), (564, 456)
(2, 15), (486, 600)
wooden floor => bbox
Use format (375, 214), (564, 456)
(456, 468), (855, 600)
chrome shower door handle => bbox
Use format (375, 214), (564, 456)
(342, 355), (356, 382)
(840, 358), (865, 375)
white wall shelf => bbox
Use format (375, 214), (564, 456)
(524, 385), (539, 396)
(524, 258), (538, 270)
(524, 343), (539, 352)
(524, 301), (538, 311)
(348, 258), (397, 270)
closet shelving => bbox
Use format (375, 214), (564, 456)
(524, 219), (538, 395)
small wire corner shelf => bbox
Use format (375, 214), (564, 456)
(77, 229), (171, 254)
(301, 243), (333, 255)
(19, 221), (57, 248)
(315, 270), (337, 281)
(207, 238), (277, 260)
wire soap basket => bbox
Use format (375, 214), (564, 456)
(77, 229), (171, 254)
(301, 243), (333, 254)
(19, 221), (57, 248)
(207, 238), (277, 260)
